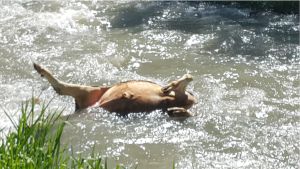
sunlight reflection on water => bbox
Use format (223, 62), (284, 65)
(0, 1), (299, 168)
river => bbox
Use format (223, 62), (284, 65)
(0, 1), (299, 169)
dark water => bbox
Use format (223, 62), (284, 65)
(0, 1), (299, 169)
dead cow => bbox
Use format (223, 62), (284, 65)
(33, 63), (196, 117)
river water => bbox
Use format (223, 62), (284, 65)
(0, 1), (299, 168)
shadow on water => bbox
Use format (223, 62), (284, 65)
(109, 2), (297, 27)
(109, 2), (299, 47)
(109, 2), (164, 29)
(110, 2), (252, 32)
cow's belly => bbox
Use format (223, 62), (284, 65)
(98, 81), (168, 113)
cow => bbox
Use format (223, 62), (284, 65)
(33, 63), (196, 117)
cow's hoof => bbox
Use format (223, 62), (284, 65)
(167, 107), (193, 117)
(33, 63), (46, 77)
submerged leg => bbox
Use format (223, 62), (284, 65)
(33, 63), (108, 109)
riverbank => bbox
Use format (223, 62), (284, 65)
(0, 100), (123, 169)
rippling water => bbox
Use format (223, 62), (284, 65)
(0, 1), (299, 168)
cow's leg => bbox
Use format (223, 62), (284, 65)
(161, 74), (193, 94)
(33, 63), (108, 110)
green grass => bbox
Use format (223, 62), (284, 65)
(0, 99), (124, 169)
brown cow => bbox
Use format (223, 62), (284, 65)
(33, 63), (196, 117)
